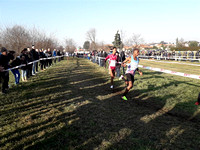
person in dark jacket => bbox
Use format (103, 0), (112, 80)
(27, 47), (33, 78)
(116, 52), (121, 77)
(57, 50), (61, 62)
(0, 47), (10, 93)
(10, 51), (22, 85)
(39, 49), (46, 71)
(120, 50), (126, 75)
(35, 49), (40, 73)
(20, 48), (28, 82)
(30, 45), (38, 75)
(47, 48), (52, 67)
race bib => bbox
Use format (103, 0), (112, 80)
(110, 60), (116, 67)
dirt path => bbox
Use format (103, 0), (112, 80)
(1, 58), (200, 150)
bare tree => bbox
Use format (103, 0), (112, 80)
(2, 25), (32, 54)
(29, 27), (58, 50)
(178, 38), (185, 47)
(86, 28), (96, 50)
(96, 41), (105, 50)
(131, 33), (144, 48)
(57, 45), (64, 51)
(125, 33), (144, 48)
(65, 38), (76, 53)
(0, 24), (61, 54)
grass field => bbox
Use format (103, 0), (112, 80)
(140, 59), (200, 75)
(0, 58), (200, 150)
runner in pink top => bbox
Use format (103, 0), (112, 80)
(105, 47), (118, 89)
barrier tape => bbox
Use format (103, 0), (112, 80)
(139, 55), (200, 61)
(4, 55), (64, 72)
(138, 65), (200, 80)
(86, 56), (200, 80)
(140, 59), (200, 67)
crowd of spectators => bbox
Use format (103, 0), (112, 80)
(0, 45), (65, 94)
(140, 50), (200, 59)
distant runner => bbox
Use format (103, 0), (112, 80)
(105, 47), (118, 89)
(120, 48), (143, 100)
(195, 92), (200, 105)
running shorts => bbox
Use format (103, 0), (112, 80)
(126, 73), (135, 83)
(110, 66), (116, 71)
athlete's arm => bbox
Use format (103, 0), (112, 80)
(136, 68), (143, 76)
(121, 57), (130, 67)
(104, 55), (110, 68)
(105, 55), (110, 62)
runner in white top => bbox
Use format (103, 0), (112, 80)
(120, 48), (143, 100)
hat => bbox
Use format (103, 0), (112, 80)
(1, 47), (8, 53)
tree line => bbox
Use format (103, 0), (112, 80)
(0, 25), (61, 55)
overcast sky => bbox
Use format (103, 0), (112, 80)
(0, 0), (200, 46)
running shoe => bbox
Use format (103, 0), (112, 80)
(110, 85), (114, 89)
(121, 96), (128, 101)
(195, 102), (199, 105)
(119, 75), (124, 80)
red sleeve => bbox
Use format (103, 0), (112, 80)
(105, 55), (110, 61)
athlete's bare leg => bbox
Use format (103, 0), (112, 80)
(109, 69), (115, 87)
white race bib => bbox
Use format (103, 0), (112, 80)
(110, 60), (116, 67)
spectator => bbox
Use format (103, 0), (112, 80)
(0, 47), (10, 93)
(195, 93), (200, 105)
(121, 50), (126, 74)
(27, 47), (33, 77)
(10, 51), (22, 85)
(103, 51), (107, 58)
(39, 49), (46, 71)
(87, 53), (90, 60)
(43, 49), (48, 68)
(53, 49), (57, 64)
(65, 51), (69, 60)
(116, 52), (121, 77)
(47, 48), (52, 67)
(35, 49), (40, 73)
(57, 50), (61, 62)
(30, 45), (38, 75)
(20, 48), (28, 82)
(61, 51), (65, 60)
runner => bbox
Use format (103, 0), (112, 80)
(120, 48), (143, 100)
(105, 47), (118, 89)
(195, 92), (200, 105)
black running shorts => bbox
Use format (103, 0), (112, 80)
(126, 73), (135, 83)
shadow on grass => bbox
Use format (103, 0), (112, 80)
(1, 58), (200, 150)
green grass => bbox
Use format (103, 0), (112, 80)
(140, 59), (200, 75)
(0, 58), (200, 150)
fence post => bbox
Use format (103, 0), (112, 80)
(99, 57), (101, 66)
